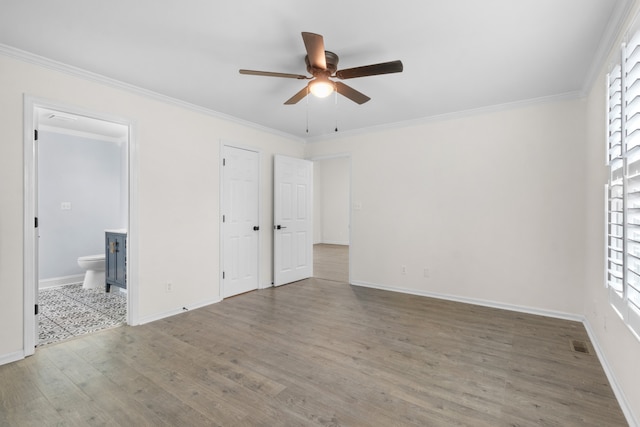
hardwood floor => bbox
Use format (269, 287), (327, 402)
(314, 244), (349, 283)
(0, 278), (626, 426)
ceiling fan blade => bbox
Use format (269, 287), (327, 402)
(284, 85), (310, 105)
(335, 60), (403, 79)
(239, 69), (309, 79)
(302, 32), (327, 70)
(335, 81), (371, 104)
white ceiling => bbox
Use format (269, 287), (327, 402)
(0, 0), (633, 140)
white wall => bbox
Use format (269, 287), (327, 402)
(38, 131), (125, 281)
(306, 99), (587, 316)
(0, 53), (304, 360)
(313, 157), (350, 245)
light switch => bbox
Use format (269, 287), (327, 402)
(61, 202), (72, 210)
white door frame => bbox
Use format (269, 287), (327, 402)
(23, 95), (139, 356)
(309, 153), (352, 285)
(219, 141), (262, 299)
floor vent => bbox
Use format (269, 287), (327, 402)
(569, 339), (591, 355)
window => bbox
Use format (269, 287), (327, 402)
(606, 30), (640, 338)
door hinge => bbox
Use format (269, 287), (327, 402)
(34, 129), (38, 141)
(222, 271), (225, 279)
(222, 214), (225, 223)
(35, 217), (38, 228)
(223, 158), (226, 166)
(35, 304), (39, 315)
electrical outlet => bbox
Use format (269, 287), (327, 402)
(401, 265), (407, 275)
(166, 282), (172, 292)
(60, 202), (72, 210)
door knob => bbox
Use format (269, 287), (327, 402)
(253, 226), (259, 231)
(275, 225), (287, 230)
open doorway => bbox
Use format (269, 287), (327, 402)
(312, 155), (351, 283)
(23, 97), (137, 355)
(37, 108), (129, 345)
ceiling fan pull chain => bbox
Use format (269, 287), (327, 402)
(335, 88), (340, 132)
(306, 86), (310, 133)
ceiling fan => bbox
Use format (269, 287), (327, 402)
(239, 32), (403, 105)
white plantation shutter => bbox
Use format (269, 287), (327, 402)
(606, 30), (640, 338)
(608, 64), (622, 164)
(607, 62), (624, 305)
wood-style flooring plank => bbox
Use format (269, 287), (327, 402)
(314, 244), (349, 283)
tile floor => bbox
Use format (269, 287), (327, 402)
(38, 283), (126, 346)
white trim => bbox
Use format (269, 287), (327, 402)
(258, 282), (272, 290)
(350, 280), (583, 322)
(0, 351), (26, 367)
(38, 125), (126, 144)
(138, 297), (222, 325)
(38, 274), (84, 289)
(583, 318), (639, 427)
(23, 96), (37, 356)
(581, 0), (636, 96)
(23, 96), (140, 355)
(219, 144), (224, 299)
(0, 44), (303, 144)
(219, 141), (263, 298)
(318, 240), (350, 246)
(127, 120), (140, 325)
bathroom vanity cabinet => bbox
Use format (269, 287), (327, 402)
(105, 231), (127, 292)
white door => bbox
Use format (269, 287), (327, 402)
(274, 155), (313, 286)
(222, 146), (260, 298)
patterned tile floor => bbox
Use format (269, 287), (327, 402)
(38, 283), (126, 346)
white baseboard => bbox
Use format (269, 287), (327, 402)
(316, 240), (349, 246)
(0, 350), (25, 367)
(350, 280), (583, 321)
(39, 274), (84, 289)
(583, 319), (638, 427)
(138, 297), (222, 325)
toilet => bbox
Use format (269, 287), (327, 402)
(77, 254), (106, 289)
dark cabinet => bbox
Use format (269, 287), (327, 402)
(105, 231), (127, 292)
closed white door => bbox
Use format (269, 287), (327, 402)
(222, 146), (260, 298)
(274, 155), (313, 286)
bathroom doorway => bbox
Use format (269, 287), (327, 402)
(23, 97), (137, 354)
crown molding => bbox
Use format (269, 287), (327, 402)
(0, 42), (599, 146)
(0, 44), (304, 144)
(581, 0), (636, 95)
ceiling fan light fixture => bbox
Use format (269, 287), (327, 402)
(309, 78), (335, 98)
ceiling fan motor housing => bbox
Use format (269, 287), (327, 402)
(306, 51), (339, 76)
